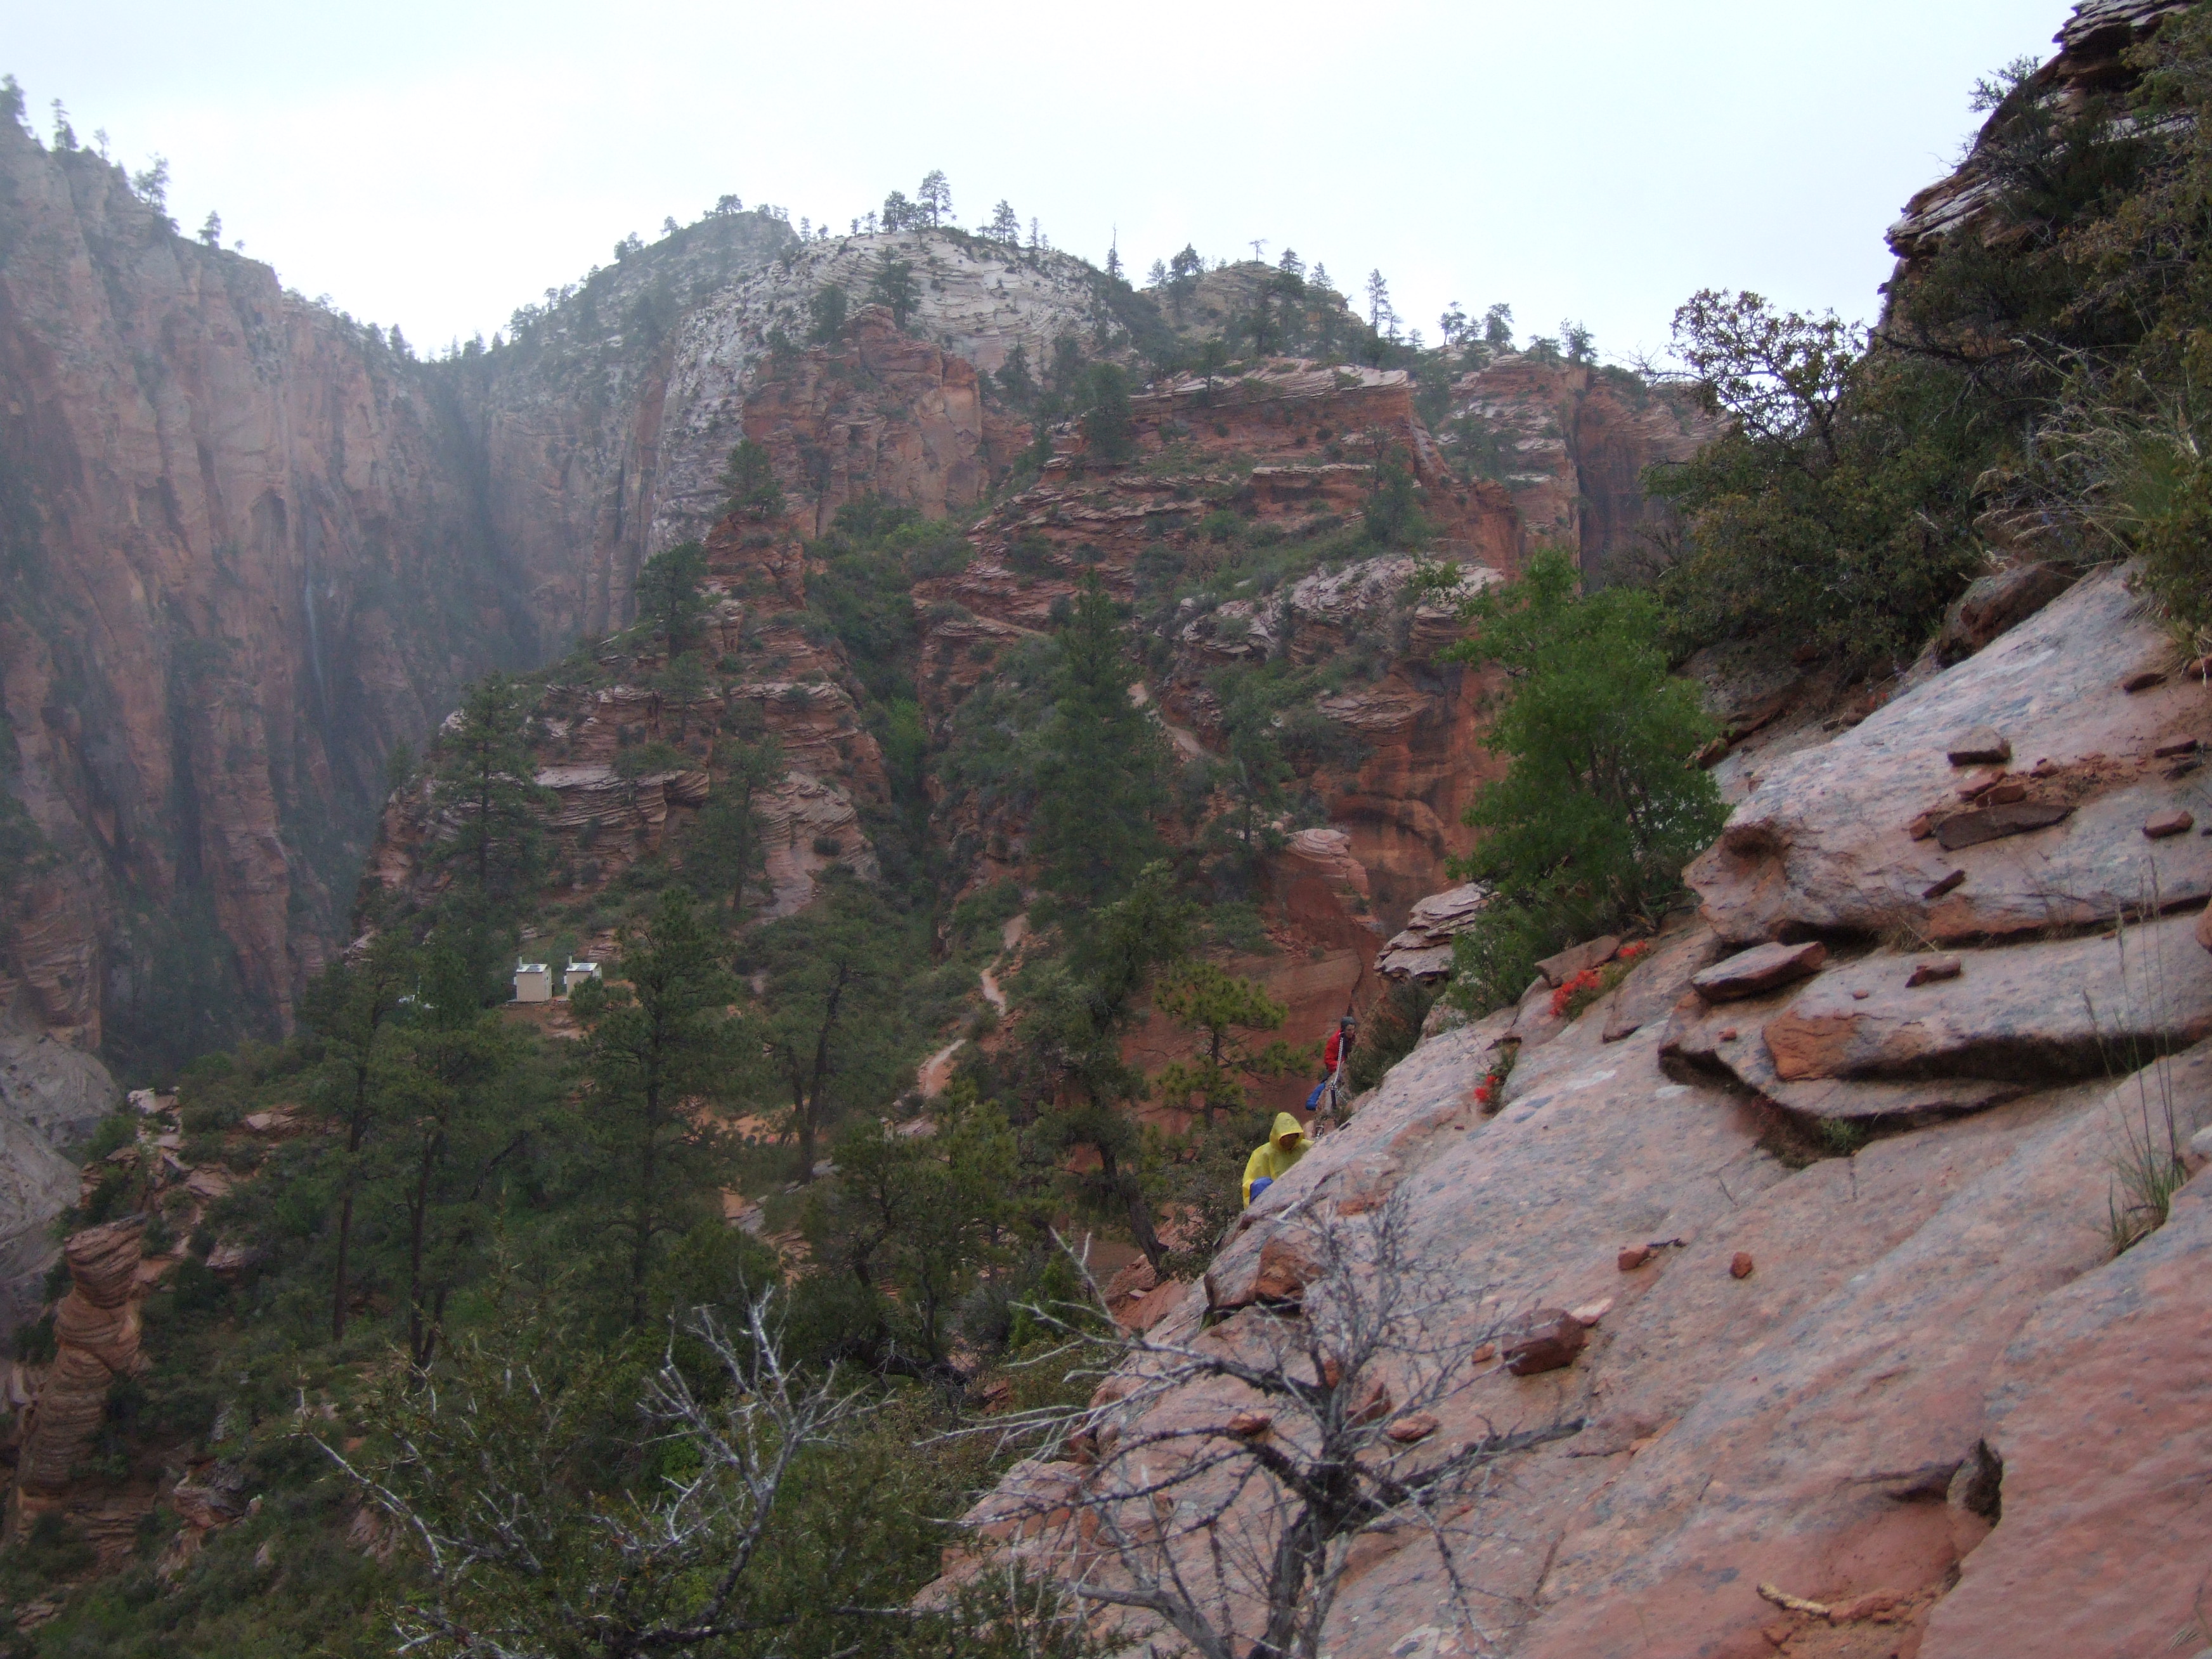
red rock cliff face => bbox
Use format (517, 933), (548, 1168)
(1442, 353), (1718, 589)
(739, 305), (1031, 538)
(0, 126), (541, 1059)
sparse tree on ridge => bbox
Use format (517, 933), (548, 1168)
(197, 210), (222, 249)
(1483, 301), (1515, 349)
(989, 198), (1020, 244)
(917, 168), (953, 227)
(1365, 269), (1395, 337)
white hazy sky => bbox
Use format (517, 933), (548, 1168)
(11, 1), (2062, 362)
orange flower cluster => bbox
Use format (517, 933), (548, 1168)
(1547, 940), (1651, 1020)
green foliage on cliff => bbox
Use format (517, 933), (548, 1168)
(1657, 16), (2212, 656)
(1433, 549), (1725, 1011)
(1029, 581), (1168, 904)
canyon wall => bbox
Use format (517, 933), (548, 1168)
(0, 121), (542, 1066)
(0, 96), (1699, 1077)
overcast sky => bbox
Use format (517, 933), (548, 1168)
(11, 1), (2061, 363)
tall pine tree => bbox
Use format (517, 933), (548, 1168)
(1031, 580), (1166, 906)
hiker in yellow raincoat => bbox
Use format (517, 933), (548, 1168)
(1242, 1112), (1308, 1206)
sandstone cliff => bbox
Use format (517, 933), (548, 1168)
(0, 122), (545, 1064)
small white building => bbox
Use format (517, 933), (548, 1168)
(513, 963), (552, 1003)
(559, 961), (602, 998)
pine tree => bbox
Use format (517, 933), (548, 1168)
(720, 441), (786, 521)
(684, 732), (784, 917)
(634, 540), (710, 653)
(1031, 580), (1166, 904)
(916, 169), (952, 227)
(1151, 961), (1299, 1121)
(989, 199), (1020, 244)
(431, 673), (549, 910)
(300, 933), (413, 1341)
(571, 890), (741, 1327)
(1365, 269), (1395, 336)
(374, 945), (540, 1369)
(1079, 363), (1137, 464)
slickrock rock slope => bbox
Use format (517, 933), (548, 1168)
(1685, 566), (2209, 949)
(939, 556), (2212, 1656)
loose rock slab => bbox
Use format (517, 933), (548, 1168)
(1760, 916), (2212, 1084)
(1689, 940), (1828, 1003)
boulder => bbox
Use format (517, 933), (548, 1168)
(1502, 1308), (1586, 1376)
(1945, 725), (2012, 766)
(1689, 940), (1828, 1003)
(1934, 800), (2072, 849)
(1935, 563), (2078, 664)
(1603, 923), (1726, 1041)
(1374, 883), (1490, 982)
(1662, 989), (2026, 1122)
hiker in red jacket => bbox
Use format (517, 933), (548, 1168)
(1322, 1017), (1355, 1079)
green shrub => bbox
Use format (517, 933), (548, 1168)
(1435, 550), (1726, 1012)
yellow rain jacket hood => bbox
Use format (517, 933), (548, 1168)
(1242, 1112), (1308, 1206)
